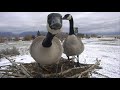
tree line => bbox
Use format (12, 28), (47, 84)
(0, 30), (106, 43)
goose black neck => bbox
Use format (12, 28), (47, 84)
(42, 32), (55, 47)
(69, 17), (75, 35)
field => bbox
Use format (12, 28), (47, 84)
(0, 38), (120, 78)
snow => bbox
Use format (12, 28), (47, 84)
(0, 55), (35, 66)
(0, 58), (12, 67)
(0, 38), (120, 78)
(80, 38), (120, 78)
(12, 55), (35, 63)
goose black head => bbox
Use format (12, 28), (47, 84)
(62, 14), (72, 20)
(47, 13), (62, 30)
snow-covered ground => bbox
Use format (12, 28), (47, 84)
(80, 38), (120, 78)
(0, 38), (120, 78)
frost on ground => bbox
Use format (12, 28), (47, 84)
(79, 38), (120, 78)
(0, 38), (120, 78)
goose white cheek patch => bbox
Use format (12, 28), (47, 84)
(67, 15), (72, 20)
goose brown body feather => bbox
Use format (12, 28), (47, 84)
(63, 35), (84, 56)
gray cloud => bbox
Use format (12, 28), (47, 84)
(0, 12), (120, 34)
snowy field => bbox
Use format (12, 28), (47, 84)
(0, 38), (120, 78)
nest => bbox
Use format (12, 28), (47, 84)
(22, 57), (102, 78)
(0, 54), (102, 78)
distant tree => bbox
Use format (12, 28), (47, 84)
(32, 35), (36, 39)
(91, 34), (97, 38)
(37, 31), (41, 36)
(97, 36), (101, 38)
(14, 37), (19, 41)
(74, 27), (78, 35)
(85, 34), (90, 39)
(0, 37), (5, 43)
(23, 35), (32, 41)
(8, 37), (12, 41)
(77, 33), (84, 38)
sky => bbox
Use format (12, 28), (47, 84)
(0, 12), (120, 34)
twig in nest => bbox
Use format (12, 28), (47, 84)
(0, 69), (15, 72)
(93, 71), (110, 78)
(60, 64), (64, 74)
(67, 59), (101, 78)
(37, 59), (101, 78)
(0, 73), (6, 78)
(43, 66), (89, 78)
(37, 63), (51, 73)
(1, 72), (27, 78)
(78, 60), (101, 78)
(0, 54), (33, 78)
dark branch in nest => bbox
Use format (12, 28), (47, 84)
(93, 71), (110, 78)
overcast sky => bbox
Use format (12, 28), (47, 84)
(0, 12), (120, 34)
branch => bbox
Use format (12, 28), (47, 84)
(1, 72), (27, 78)
(37, 60), (101, 78)
(93, 71), (110, 78)
(43, 66), (90, 78)
(0, 65), (11, 68)
(0, 69), (14, 72)
(67, 60), (101, 78)
(1, 54), (33, 78)
(78, 60), (101, 78)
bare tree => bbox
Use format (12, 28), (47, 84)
(37, 31), (41, 36)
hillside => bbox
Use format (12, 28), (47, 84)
(0, 31), (47, 37)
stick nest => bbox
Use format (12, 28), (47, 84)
(0, 54), (102, 78)
(22, 58), (102, 78)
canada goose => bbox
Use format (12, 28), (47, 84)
(62, 14), (84, 67)
(30, 13), (63, 69)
